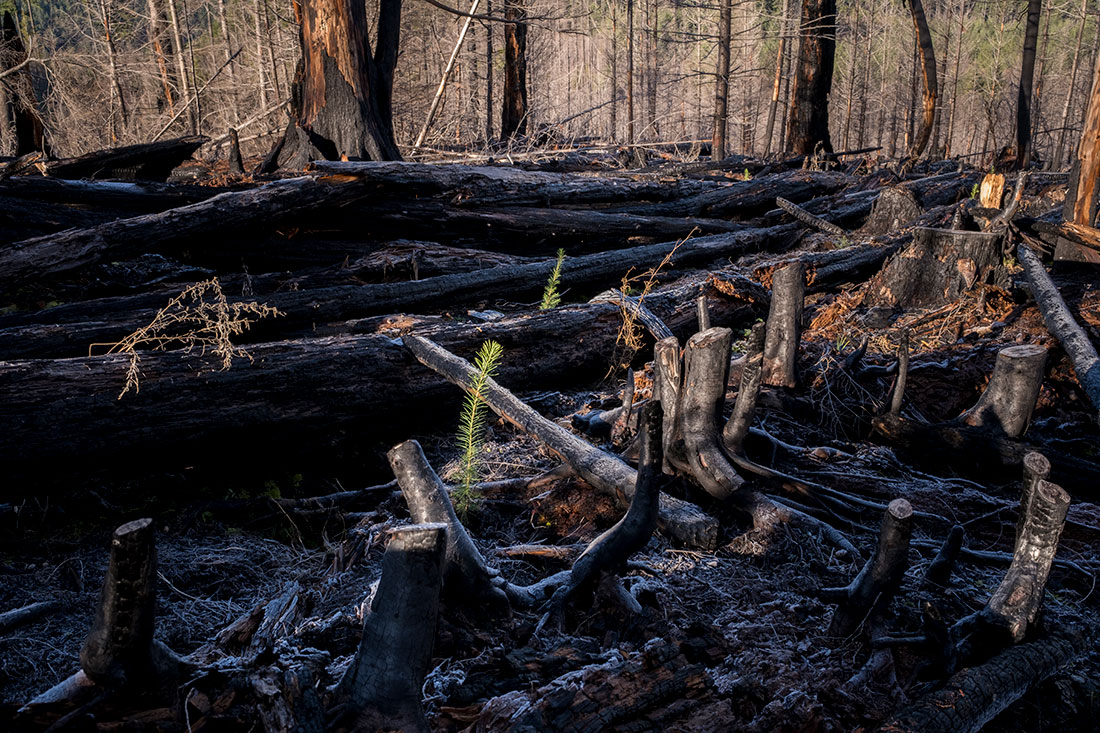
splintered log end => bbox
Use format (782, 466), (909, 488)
(331, 523), (446, 733)
(961, 344), (1046, 438)
(388, 439), (507, 609)
(987, 480), (1070, 643)
(80, 517), (180, 693)
(762, 261), (804, 388)
(1022, 451), (1051, 491)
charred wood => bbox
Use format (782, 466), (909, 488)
(1017, 239), (1100, 419)
(822, 499), (913, 637)
(959, 344), (1046, 438)
(45, 136), (207, 181)
(761, 261), (804, 388)
(388, 439), (507, 608)
(329, 524), (446, 733)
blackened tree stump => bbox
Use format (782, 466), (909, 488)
(959, 344), (1047, 438)
(329, 523), (446, 733)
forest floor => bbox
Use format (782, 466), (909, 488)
(1, 146), (1099, 731)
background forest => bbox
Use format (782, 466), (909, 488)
(0, 0), (1097, 163)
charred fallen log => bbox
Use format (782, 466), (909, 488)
(0, 225), (786, 360)
(45, 136), (208, 181)
(879, 629), (1083, 733)
(0, 176), (375, 290)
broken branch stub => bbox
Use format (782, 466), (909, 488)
(762, 261), (804, 388)
(959, 344), (1046, 438)
(653, 336), (687, 474)
(330, 523), (447, 733)
(825, 498), (913, 637)
(388, 440), (508, 609)
(80, 517), (181, 692)
(985, 479), (1070, 643)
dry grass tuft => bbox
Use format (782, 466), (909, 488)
(91, 278), (283, 399)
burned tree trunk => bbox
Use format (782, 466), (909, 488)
(712, 0), (731, 160)
(329, 523), (445, 733)
(904, 0), (937, 164)
(501, 0), (528, 139)
(785, 0), (836, 155)
(264, 0), (402, 169)
(1016, 0), (1042, 169)
(762, 261), (804, 388)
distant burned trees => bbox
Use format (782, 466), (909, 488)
(785, 0), (836, 156)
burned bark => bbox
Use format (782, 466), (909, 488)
(545, 402), (662, 607)
(329, 523), (445, 733)
(785, 0), (836, 155)
(45, 136), (207, 181)
(0, 11), (48, 156)
(761, 261), (804, 388)
(1017, 241), (1100, 419)
(823, 498), (913, 637)
(904, 0), (937, 164)
(1016, 0), (1042, 169)
(880, 629), (1082, 733)
(864, 228), (1005, 309)
(500, 0), (528, 139)
(265, 0), (402, 169)
(387, 439), (507, 608)
(722, 322), (767, 454)
(959, 344), (1046, 438)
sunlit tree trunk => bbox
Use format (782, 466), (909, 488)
(712, 0), (730, 160)
(1015, 0), (1041, 169)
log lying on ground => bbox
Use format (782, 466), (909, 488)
(0, 600), (63, 633)
(0, 175), (376, 289)
(388, 440), (507, 608)
(776, 195), (848, 235)
(477, 638), (709, 731)
(1017, 240), (1100, 419)
(877, 629), (1082, 733)
(0, 278), (762, 477)
(0, 224), (788, 360)
(404, 334), (717, 549)
(959, 344), (1046, 438)
(822, 499), (913, 637)
(608, 169), (853, 218)
(329, 523), (446, 733)
(312, 159), (722, 207)
(45, 136), (208, 181)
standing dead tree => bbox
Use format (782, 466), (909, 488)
(263, 0), (402, 169)
(903, 0), (937, 165)
(0, 11), (48, 156)
(501, 0), (528, 139)
(786, 0), (836, 155)
(1015, 0), (1042, 169)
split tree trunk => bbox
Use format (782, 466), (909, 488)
(0, 11), (48, 155)
(785, 0), (836, 155)
(1066, 42), (1100, 229)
